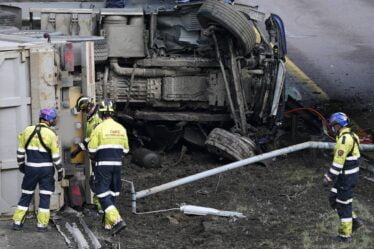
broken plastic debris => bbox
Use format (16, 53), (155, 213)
(180, 205), (246, 218)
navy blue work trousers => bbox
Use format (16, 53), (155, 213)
(329, 161), (359, 221)
(94, 166), (122, 211)
(18, 166), (55, 209)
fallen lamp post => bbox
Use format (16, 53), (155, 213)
(124, 141), (374, 213)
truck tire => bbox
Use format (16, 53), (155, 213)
(205, 128), (256, 161)
(0, 12), (17, 27)
(94, 39), (109, 63)
(197, 0), (257, 55)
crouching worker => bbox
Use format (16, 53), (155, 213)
(323, 112), (363, 242)
(88, 99), (129, 235)
(13, 108), (63, 232)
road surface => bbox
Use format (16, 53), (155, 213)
(251, 0), (374, 127)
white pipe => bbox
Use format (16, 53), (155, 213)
(136, 142), (374, 199)
(121, 179), (137, 213)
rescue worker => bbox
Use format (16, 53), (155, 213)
(12, 108), (63, 232)
(323, 112), (363, 242)
(71, 95), (102, 157)
(71, 95), (103, 212)
(88, 99), (129, 235)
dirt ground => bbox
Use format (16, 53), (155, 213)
(112, 147), (374, 249)
(2, 134), (374, 249)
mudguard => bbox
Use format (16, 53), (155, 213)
(271, 13), (287, 57)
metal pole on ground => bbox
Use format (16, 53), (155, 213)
(135, 142), (374, 201)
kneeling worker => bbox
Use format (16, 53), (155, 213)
(88, 99), (129, 234)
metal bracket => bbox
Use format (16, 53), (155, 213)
(48, 13), (56, 30)
(20, 50), (28, 63)
(70, 13), (80, 35)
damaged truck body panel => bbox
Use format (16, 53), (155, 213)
(0, 40), (66, 216)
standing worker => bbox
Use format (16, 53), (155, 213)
(12, 108), (63, 232)
(71, 96), (103, 212)
(323, 112), (363, 242)
(88, 99), (129, 235)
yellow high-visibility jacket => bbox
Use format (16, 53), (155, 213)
(88, 118), (129, 166)
(327, 127), (360, 180)
(84, 106), (102, 145)
(17, 123), (61, 169)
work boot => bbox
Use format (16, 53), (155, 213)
(333, 235), (352, 243)
(37, 226), (47, 233)
(12, 223), (22, 231)
(352, 218), (364, 232)
(36, 209), (50, 232)
(12, 207), (27, 230)
(111, 220), (126, 235)
(102, 213), (112, 231)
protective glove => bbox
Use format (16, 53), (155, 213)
(57, 169), (64, 181)
(322, 174), (331, 187)
(19, 163), (25, 174)
(70, 147), (83, 159)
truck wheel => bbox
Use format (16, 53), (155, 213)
(205, 128), (256, 161)
(94, 39), (109, 63)
(197, 0), (257, 55)
(0, 11), (17, 27)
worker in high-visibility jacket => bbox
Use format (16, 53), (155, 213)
(88, 99), (129, 235)
(71, 96), (102, 157)
(71, 96), (103, 212)
(323, 112), (363, 242)
(12, 108), (63, 232)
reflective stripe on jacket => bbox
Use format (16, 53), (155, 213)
(17, 123), (61, 169)
(88, 118), (129, 165)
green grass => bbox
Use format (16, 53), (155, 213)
(280, 165), (319, 183)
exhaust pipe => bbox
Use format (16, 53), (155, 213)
(110, 59), (202, 77)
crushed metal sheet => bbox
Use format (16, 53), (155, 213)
(65, 222), (89, 249)
(79, 217), (102, 249)
(55, 223), (72, 247)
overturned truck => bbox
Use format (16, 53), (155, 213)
(105, 1), (286, 160)
(3, 0), (286, 162)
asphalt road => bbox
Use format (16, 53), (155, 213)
(253, 0), (374, 110)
